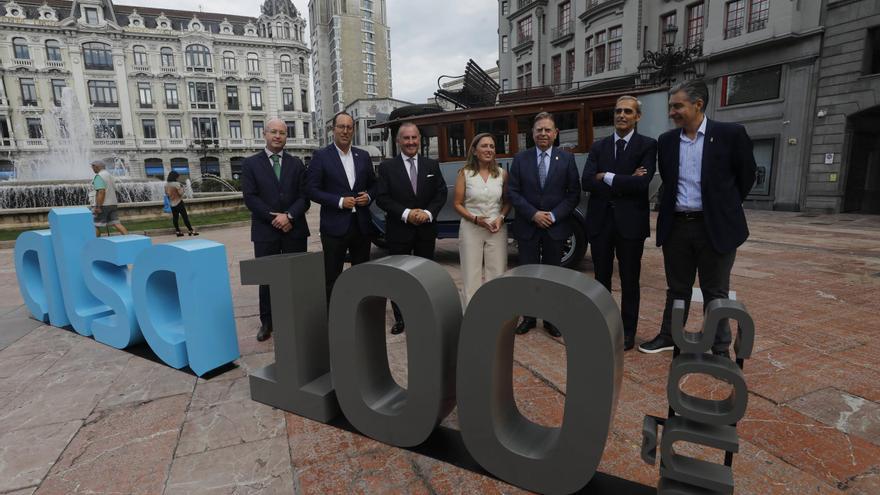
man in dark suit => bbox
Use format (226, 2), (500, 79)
(306, 111), (376, 304)
(241, 117), (310, 342)
(508, 111), (580, 337)
(639, 80), (756, 357)
(582, 96), (657, 351)
(376, 122), (448, 334)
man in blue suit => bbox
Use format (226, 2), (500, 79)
(582, 96), (657, 351)
(639, 80), (756, 357)
(241, 117), (310, 342)
(508, 111), (580, 337)
(307, 111), (377, 304)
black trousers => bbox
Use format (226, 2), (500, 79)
(254, 237), (308, 326)
(388, 234), (436, 324)
(658, 216), (736, 352)
(516, 230), (564, 266)
(171, 202), (193, 232)
(321, 214), (371, 304)
(590, 216), (645, 340)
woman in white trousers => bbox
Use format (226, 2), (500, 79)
(453, 133), (511, 304)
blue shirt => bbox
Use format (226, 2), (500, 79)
(675, 116), (706, 212)
(535, 146), (556, 222)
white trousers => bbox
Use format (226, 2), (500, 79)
(459, 219), (508, 304)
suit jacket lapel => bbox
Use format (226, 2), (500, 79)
(351, 149), (365, 193)
(330, 145), (354, 194)
(277, 152), (289, 188)
(700, 118), (714, 185)
(530, 149), (541, 189)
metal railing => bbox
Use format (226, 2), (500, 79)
(551, 21), (574, 42)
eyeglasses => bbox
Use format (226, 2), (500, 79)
(335, 125), (354, 131)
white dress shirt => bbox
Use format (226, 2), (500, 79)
(335, 144), (357, 211)
(602, 129), (635, 186)
(401, 153), (433, 223)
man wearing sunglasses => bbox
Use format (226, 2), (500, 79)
(582, 96), (657, 351)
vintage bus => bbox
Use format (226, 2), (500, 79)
(368, 88), (669, 269)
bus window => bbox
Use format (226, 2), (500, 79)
(420, 124), (440, 160)
(447, 122), (466, 159)
(474, 118), (511, 155)
(516, 115), (535, 151)
(555, 111), (579, 150)
(592, 108), (614, 143)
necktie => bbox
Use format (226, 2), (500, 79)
(615, 139), (626, 166)
(408, 157), (417, 194)
(271, 154), (281, 180)
(538, 152), (548, 188)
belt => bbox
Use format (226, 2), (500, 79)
(674, 211), (703, 220)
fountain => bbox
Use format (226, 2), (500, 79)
(0, 87), (166, 209)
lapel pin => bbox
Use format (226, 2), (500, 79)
(555, 156), (559, 160)
(710, 137), (714, 143)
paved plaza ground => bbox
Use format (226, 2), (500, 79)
(0, 208), (879, 494)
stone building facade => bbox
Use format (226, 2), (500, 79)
(498, 0), (880, 213)
(0, 0), (318, 182)
(308, 0), (392, 145)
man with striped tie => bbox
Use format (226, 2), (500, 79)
(241, 117), (310, 342)
(508, 112), (580, 337)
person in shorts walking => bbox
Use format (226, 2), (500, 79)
(91, 159), (128, 236)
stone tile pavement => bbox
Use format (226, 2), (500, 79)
(0, 209), (878, 494)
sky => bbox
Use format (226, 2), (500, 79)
(116, 0), (499, 104)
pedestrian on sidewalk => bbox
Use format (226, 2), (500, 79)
(90, 159), (129, 237)
(165, 171), (198, 237)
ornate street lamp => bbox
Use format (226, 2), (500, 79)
(638, 25), (703, 86)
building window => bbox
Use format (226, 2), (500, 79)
(223, 51), (236, 71)
(168, 119), (182, 139)
(303, 122), (310, 139)
(300, 57), (306, 75)
(282, 88), (294, 111)
(867, 27), (880, 75)
(133, 45), (148, 66)
(558, 2), (571, 28)
(84, 7), (99, 25)
(252, 120), (264, 139)
(160, 47), (174, 67)
(188, 82), (216, 109)
(142, 119), (157, 139)
(287, 123), (297, 139)
(94, 119), (122, 139)
(501, 1), (508, 16)
(164, 83), (179, 108)
(51, 79), (66, 106)
(12, 38), (29, 60)
(250, 87), (263, 110)
(83, 42), (113, 70)
(565, 49), (575, 88)
(501, 79), (510, 91)
(229, 120), (242, 139)
(720, 65), (781, 107)
(660, 12), (677, 46)
(301, 90), (309, 112)
(192, 117), (219, 142)
(516, 62), (532, 89)
(247, 53), (260, 72)
(687, 3), (705, 48)
(517, 17), (533, 44)
(551, 54), (561, 86)
(584, 36), (593, 76)
(138, 82), (152, 108)
(724, 1), (745, 39)
(185, 44), (212, 71)
(595, 30), (606, 74)
(45, 40), (61, 62)
(280, 54), (292, 73)
(226, 86), (239, 110)
(748, 0), (769, 32)
(26, 118), (43, 139)
(88, 80), (118, 107)
(608, 26), (622, 70)
(501, 35), (509, 53)
(19, 78), (37, 106)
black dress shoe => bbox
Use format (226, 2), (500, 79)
(545, 322), (562, 338)
(515, 317), (536, 335)
(256, 323), (272, 342)
(390, 321), (405, 335)
(638, 335), (675, 354)
(624, 336), (635, 351)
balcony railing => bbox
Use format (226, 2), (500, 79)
(551, 21), (574, 43)
(93, 138), (128, 148)
(246, 70), (262, 78)
(19, 138), (48, 148)
(13, 58), (33, 67)
(222, 69), (238, 77)
(160, 66), (177, 73)
(46, 60), (64, 69)
(167, 138), (186, 147)
(0, 138), (15, 149)
(140, 138), (159, 147)
(512, 35), (534, 53)
(132, 64), (150, 72)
